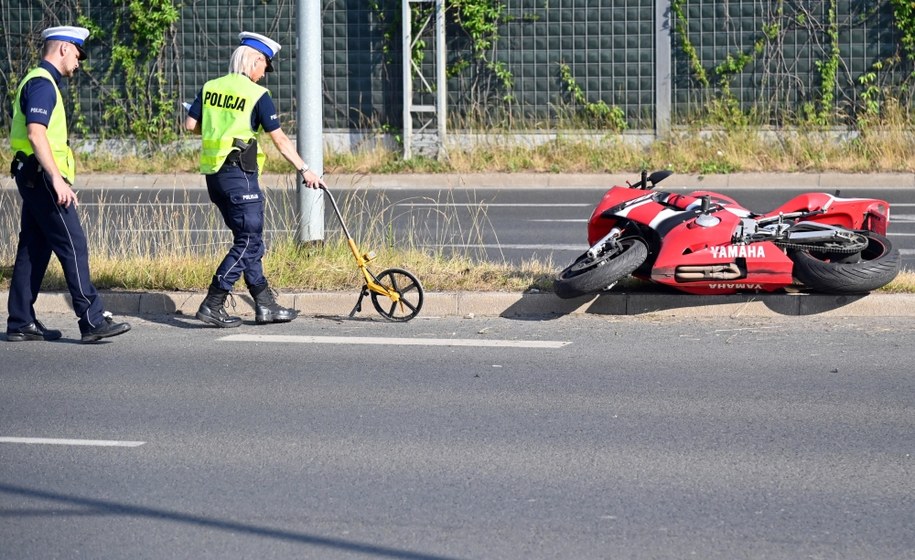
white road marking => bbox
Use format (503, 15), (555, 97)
(0, 437), (145, 447)
(221, 334), (570, 349)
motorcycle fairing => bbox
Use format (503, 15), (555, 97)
(588, 188), (655, 244)
(649, 211), (795, 294)
(763, 193), (890, 235)
(592, 192), (709, 244)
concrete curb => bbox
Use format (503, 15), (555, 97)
(9, 290), (915, 320)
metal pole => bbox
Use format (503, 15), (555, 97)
(655, 0), (672, 139)
(297, 0), (324, 242)
(402, 0), (413, 159)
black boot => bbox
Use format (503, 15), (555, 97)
(249, 283), (297, 324)
(196, 285), (242, 328)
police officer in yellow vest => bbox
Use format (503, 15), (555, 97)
(6, 26), (131, 343)
(185, 32), (325, 327)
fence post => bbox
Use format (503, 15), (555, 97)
(656, 0), (672, 138)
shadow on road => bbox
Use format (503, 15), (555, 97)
(0, 482), (463, 560)
(499, 290), (869, 319)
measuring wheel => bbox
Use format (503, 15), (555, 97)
(370, 268), (424, 322)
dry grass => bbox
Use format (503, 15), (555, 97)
(879, 270), (915, 294)
(0, 243), (557, 293)
(35, 106), (915, 176)
(0, 184), (559, 293)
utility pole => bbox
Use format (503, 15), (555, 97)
(655, 0), (672, 139)
(297, 0), (324, 242)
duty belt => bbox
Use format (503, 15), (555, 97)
(10, 151), (41, 180)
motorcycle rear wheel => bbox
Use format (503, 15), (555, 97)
(790, 232), (900, 294)
(554, 238), (648, 299)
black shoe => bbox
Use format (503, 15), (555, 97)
(6, 320), (63, 342)
(81, 314), (131, 343)
(250, 283), (297, 324)
(197, 285), (242, 328)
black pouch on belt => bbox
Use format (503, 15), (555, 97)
(10, 151), (39, 186)
(233, 137), (259, 173)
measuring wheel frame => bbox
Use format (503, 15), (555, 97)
(320, 186), (425, 322)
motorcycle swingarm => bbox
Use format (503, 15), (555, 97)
(785, 222), (862, 244)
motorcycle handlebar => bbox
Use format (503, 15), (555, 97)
(627, 170), (673, 190)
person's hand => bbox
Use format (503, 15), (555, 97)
(299, 168), (326, 189)
(53, 178), (78, 208)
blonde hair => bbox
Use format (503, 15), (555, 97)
(228, 45), (262, 76)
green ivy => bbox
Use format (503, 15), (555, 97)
(88, 0), (180, 148)
(448, 0), (514, 101)
(811, 0), (840, 125)
(557, 63), (627, 132)
(857, 0), (915, 128)
(889, 0), (915, 64)
(670, 0), (709, 88)
(367, 0), (397, 63)
(671, 0), (854, 128)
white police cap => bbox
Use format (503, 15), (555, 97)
(41, 26), (90, 60)
(238, 32), (281, 72)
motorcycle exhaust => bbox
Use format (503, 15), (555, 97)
(675, 263), (743, 281)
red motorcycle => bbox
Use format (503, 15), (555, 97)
(554, 170), (900, 298)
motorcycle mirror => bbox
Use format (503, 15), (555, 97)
(647, 170), (673, 188)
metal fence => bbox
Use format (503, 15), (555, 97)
(0, 0), (911, 140)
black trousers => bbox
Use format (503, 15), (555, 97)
(7, 166), (105, 333)
(205, 163), (267, 292)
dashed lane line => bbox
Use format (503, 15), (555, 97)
(0, 437), (145, 447)
(220, 334), (570, 349)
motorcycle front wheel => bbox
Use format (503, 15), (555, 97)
(790, 232), (900, 294)
(554, 238), (648, 299)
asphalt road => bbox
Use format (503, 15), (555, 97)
(1, 179), (912, 271)
(1, 313), (913, 559)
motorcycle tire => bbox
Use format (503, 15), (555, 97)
(790, 232), (900, 294)
(554, 238), (648, 299)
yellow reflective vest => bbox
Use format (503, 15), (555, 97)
(10, 67), (76, 184)
(199, 73), (268, 174)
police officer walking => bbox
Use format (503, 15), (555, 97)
(185, 31), (325, 328)
(6, 26), (131, 343)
